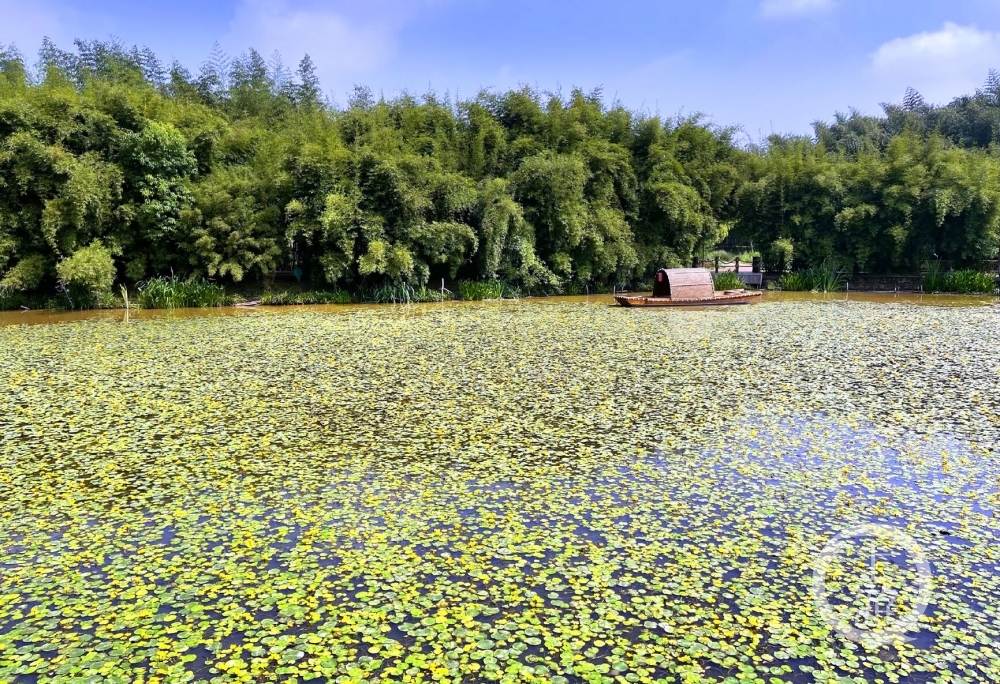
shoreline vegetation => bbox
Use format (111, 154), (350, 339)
(1, 39), (1000, 309)
(2, 271), (996, 312)
(0, 275), (623, 311)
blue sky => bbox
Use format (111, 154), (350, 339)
(3, 0), (1000, 138)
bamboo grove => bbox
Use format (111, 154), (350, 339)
(1, 39), (999, 301)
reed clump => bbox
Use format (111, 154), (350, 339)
(924, 265), (997, 294)
(778, 262), (846, 292)
(136, 276), (227, 309)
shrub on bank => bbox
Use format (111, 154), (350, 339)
(711, 272), (744, 290)
(55, 242), (117, 297)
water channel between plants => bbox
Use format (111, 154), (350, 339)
(1, 294), (998, 683)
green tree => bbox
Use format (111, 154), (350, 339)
(3, 37), (1000, 308)
(56, 240), (116, 295)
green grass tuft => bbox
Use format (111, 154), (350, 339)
(804, 262), (846, 292)
(924, 268), (997, 294)
(458, 280), (511, 301)
(778, 272), (811, 291)
(137, 276), (227, 309)
(778, 262), (845, 292)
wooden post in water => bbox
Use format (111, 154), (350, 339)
(734, 258), (740, 275)
(714, 256), (720, 273)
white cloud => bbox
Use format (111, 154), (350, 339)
(759, 0), (834, 18)
(872, 23), (1000, 103)
(222, 0), (424, 81)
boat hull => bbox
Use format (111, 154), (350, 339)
(614, 291), (763, 307)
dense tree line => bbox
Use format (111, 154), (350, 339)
(1, 39), (998, 300)
(742, 84), (1000, 273)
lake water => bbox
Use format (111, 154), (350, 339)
(2, 291), (998, 328)
(1, 295), (998, 682)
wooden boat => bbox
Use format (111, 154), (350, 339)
(614, 268), (762, 307)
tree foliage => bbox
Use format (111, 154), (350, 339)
(738, 130), (1000, 273)
(1, 39), (999, 302)
(55, 239), (116, 294)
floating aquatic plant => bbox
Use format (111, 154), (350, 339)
(0, 300), (998, 683)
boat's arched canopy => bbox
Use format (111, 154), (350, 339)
(651, 268), (716, 299)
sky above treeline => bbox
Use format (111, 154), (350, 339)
(2, 0), (999, 138)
